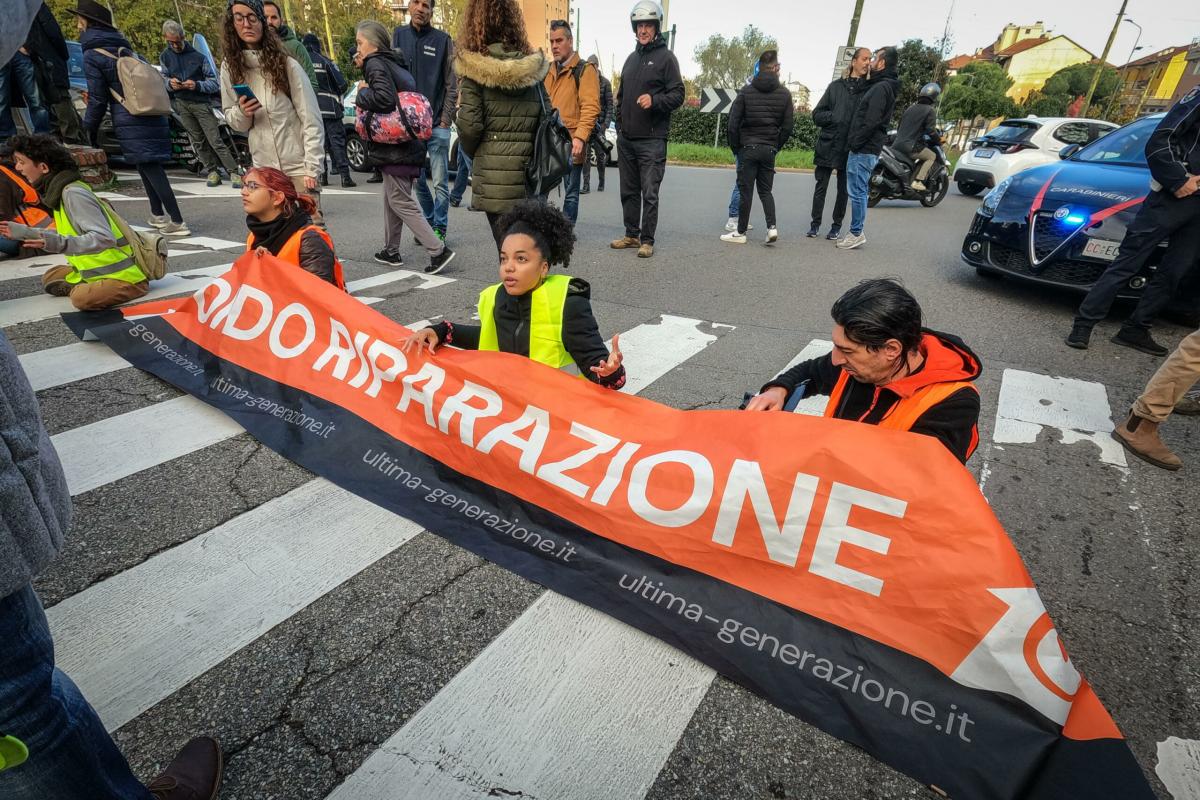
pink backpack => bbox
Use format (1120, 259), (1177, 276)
(356, 91), (434, 144)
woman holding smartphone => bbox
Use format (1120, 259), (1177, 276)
(219, 0), (325, 225)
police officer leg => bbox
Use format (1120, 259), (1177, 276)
(1122, 200), (1200, 333)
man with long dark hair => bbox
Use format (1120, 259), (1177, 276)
(809, 47), (869, 239)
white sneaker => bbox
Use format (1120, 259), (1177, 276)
(911, 180), (927, 192)
(765, 227), (779, 244)
(836, 232), (866, 249)
(725, 217), (738, 232)
(147, 215), (170, 228)
(160, 221), (192, 237)
(720, 231), (747, 244)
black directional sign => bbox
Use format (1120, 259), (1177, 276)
(700, 88), (737, 114)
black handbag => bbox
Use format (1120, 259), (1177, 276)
(525, 84), (573, 197)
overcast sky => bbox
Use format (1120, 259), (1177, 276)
(571, 0), (1198, 100)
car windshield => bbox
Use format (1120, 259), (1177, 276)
(979, 121), (1039, 144)
(1070, 115), (1160, 167)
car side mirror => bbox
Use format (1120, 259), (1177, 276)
(1059, 144), (1081, 160)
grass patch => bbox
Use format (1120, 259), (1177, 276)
(667, 143), (814, 170)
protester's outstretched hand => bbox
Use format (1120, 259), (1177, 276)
(744, 386), (787, 411)
(591, 334), (623, 378)
(0, 221), (44, 249)
(402, 328), (440, 355)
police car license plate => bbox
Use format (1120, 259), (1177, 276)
(974, 148), (995, 159)
(1083, 238), (1121, 261)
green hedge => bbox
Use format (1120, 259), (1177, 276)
(668, 106), (818, 151)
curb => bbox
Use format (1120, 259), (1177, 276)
(666, 160), (815, 174)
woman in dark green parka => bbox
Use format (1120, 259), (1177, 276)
(454, 0), (548, 247)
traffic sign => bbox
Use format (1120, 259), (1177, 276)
(700, 88), (737, 114)
(831, 45), (858, 82)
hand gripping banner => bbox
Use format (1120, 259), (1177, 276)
(66, 253), (1154, 799)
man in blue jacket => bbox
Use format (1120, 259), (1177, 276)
(160, 19), (241, 188)
(1066, 87), (1200, 355)
(392, 0), (457, 240)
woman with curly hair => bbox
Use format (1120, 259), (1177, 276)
(219, 0), (325, 225)
(454, 0), (550, 247)
(402, 200), (625, 388)
(241, 166), (345, 288)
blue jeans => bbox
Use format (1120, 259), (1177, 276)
(451, 148), (471, 204)
(846, 152), (879, 236)
(728, 154), (740, 218)
(0, 585), (153, 800)
(415, 126), (451, 233)
(0, 53), (51, 138)
(0, 236), (22, 257)
(540, 163), (583, 224)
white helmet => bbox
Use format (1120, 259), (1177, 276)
(630, 0), (664, 33)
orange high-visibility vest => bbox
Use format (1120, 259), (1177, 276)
(823, 370), (980, 459)
(1, 165), (54, 230)
(246, 226), (345, 290)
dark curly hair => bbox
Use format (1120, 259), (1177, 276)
(497, 200), (576, 268)
(457, 0), (533, 56)
(221, 5), (292, 96)
(5, 134), (78, 175)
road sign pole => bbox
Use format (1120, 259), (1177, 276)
(714, 112), (721, 147)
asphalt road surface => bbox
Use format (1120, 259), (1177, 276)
(4, 164), (1197, 800)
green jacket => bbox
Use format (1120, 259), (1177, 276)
(277, 24), (318, 90)
(455, 46), (548, 215)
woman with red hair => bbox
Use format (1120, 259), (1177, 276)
(241, 166), (345, 289)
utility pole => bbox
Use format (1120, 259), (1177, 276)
(846, 0), (866, 47)
(319, 0), (335, 58)
(575, 6), (582, 50)
(1084, 0), (1129, 112)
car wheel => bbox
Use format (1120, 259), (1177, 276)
(920, 175), (949, 207)
(346, 133), (367, 173)
(957, 181), (984, 197)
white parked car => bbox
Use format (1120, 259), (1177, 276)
(952, 117), (1119, 196)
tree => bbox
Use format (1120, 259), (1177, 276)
(693, 25), (777, 90)
(941, 61), (1017, 146)
(894, 39), (944, 124)
(1020, 62), (1119, 119)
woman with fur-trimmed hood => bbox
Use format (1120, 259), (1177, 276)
(454, 0), (549, 246)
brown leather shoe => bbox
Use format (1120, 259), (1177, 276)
(610, 236), (640, 249)
(146, 736), (223, 800)
(1112, 413), (1182, 470)
(637, 243), (654, 258)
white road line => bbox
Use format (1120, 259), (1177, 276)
(19, 342), (132, 391)
(993, 368), (1127, 467)
(0, 254), (61, 283)
(1157, 737), (1200, 800)
(47, 479), (423, 732)
(0, 265), (230, 328)
(347, 269), (455, 292)
(173, 236), (245, 250)
(327, 314), (727, 800)
(783, 338), (833, 415)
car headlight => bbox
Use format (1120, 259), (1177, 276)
(979, 177), (1012, 218)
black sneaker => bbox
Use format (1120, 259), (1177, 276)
(426, 246), (455, 274)
(1112, 327), (1169, 356)
(319, 173), (329, 187)
(341, 174), (357, 188)
(1065, 323), (1092, 349)
(374, 248), (403, 267)
(806, 223), (820, 238)
(826, 225), (841, 240)
(367, 171), (383, 184)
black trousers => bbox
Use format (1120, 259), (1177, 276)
(617, 136), (667, 244)
(811, 164), (848, 227)
(1075, 191), (1200, 331)
(736, 145), (777, 233)
(322, 118), (350, 176)
(583, 134), (606, 190)
(486, 211), (506, 250)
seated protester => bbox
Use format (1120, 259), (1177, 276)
(242, 166), (345, 289)
(402, 199), (625, 388)
(745, 278), (982, 463)
(0, 151), (53, 259)
(0, 134), (148, 311)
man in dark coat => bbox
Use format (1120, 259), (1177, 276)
(838, 46), (899, 250)
(24, 3), (84, 144)
(582, 54), (612, 194)
(302, 33), (355, 188)
(721, 49), (793, 245)
(808, 47), (869, 239)
(610, 0), (684, 259)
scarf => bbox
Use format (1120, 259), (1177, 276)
(246, 209), (311, 256)
(37, 168), (85, 210)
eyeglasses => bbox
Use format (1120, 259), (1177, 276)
(232, 12), (261, 26)
(241, 180), (263, 191)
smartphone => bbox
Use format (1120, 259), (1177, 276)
(233, 84), (257, 102)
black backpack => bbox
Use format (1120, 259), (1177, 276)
(525, 84), (574, 197)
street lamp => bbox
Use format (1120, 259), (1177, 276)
(1106, 18), (1143, 120)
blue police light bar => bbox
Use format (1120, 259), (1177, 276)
(1065, 213), (1088, 226)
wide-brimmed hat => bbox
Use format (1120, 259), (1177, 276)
(68, 0), (114, 28)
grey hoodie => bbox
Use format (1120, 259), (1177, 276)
(1, 331), (71, 599)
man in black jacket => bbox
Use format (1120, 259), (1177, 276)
(303, 33), (355, 188)
(838, 46), (899, 250)
(809, 46), (869, 239)
(893, 82), (941, 192)
(721, 50), (793, 245)
(610, 0), (684, 259)
(582, 54), (612, 194)
(1066, 87), (1200, 355)
(25, 2), (83, 144)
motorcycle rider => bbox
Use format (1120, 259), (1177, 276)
(893, 82), (941, 193)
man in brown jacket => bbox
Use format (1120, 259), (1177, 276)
(541, 19), (599, 224)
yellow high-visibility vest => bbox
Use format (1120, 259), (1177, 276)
(477, 274), (578, 374)
(51, 182), (144, 285)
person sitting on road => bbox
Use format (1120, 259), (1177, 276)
(745, 278), (982, 463)
(242, 166), (345, 289)
(0, 150), (53, 260)
(0, 134), (149, 311)
(402, 199), (626, 388)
